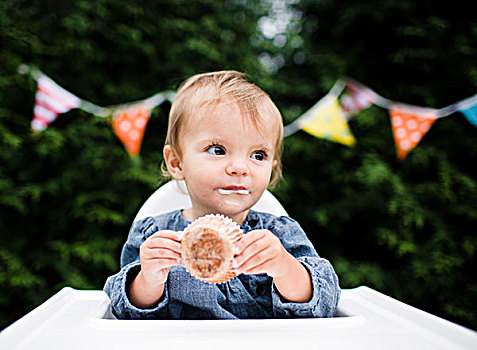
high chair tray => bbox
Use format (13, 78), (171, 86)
(1, 285), (476, 349)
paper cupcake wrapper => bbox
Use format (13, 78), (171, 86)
(181, 214), (243, 284)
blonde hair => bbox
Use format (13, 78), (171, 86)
(163, 70), (283, 187)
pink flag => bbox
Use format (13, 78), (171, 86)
(340, 79), (379, 116)
(31, 75), (81, 131)
(390, 106), (438, 160)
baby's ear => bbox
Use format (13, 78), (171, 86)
(163, 145), (184, 180)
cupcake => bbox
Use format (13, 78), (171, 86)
(181, 214), (243, 284)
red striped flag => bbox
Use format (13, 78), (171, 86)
(31, 75), (81, 131)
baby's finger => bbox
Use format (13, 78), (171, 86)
(240, 263), (270, 275)
(234, 230), (267, 255)
(233, 246), (272, 272)
(153, 230), (183, 241)
(149, 257), (182, 268)
(142, 246), (182, 260)
(146, 236), (182, 253)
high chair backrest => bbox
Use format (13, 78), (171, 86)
(134, 180), (288, 222)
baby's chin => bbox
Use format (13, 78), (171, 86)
(215, 207), (254, 224)
(223, 198), (242, 207)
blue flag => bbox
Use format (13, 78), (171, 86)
(461, 104), (477, 127)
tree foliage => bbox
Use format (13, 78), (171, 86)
(1, 0), (476, 331)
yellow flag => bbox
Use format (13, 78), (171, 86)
(301, 96), (356, 146)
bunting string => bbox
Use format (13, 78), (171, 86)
(20, 65), (175, 156)
(286, 76), (477, 160)
(20, 64), (476, 159)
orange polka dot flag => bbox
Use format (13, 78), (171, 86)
(390, 107), (438, 161)
(112, 106), (152, 156)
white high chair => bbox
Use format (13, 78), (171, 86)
(2, 185), (476, 349)
(134, 180), (288, 222)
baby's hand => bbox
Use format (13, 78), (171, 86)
(232, 229), (293, 278)
(139, 230), (182, 287)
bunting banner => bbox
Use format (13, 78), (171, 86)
(21, 65), (174, 156)
(390, 106), (438, 160)
(32, 75), (82, 131)
(112, 105), (152, 157)
(285, 76), (476, 160)
(20, 64), (476, 160)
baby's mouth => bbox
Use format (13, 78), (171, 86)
(218, 188), (250, 195)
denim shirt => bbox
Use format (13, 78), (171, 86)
(104, 210), (340, 319)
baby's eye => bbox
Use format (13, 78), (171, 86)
(251, 151), (267, 161)
(206, 145), (226, 155)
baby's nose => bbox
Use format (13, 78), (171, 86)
(226, 158), (249, 176)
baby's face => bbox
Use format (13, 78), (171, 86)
(178, 102), (278, 223)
